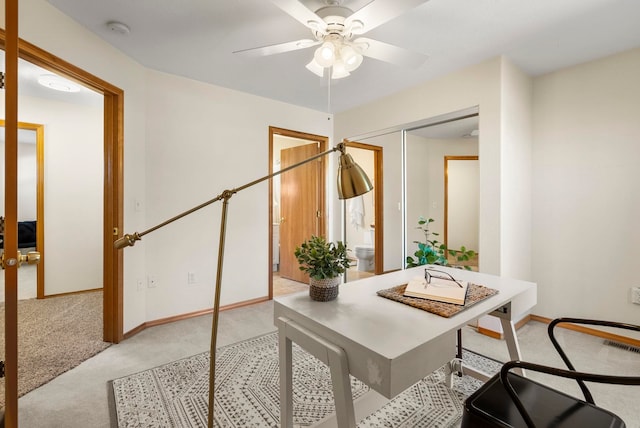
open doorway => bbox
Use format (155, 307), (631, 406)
(344, 141), (384, 278)
(269, 127), (328, 297)
(0, 33), (124, 343)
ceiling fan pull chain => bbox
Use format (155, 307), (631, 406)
(327, 70), (332, 115)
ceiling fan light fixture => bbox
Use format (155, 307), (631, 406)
(340, 45), (363, 71)
(314, 41), (336, 67)
(305, 59), (325, 77)
(331, 60), (350, 79)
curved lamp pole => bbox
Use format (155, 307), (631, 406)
(114, 140), (372, 428)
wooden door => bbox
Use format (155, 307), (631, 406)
(279, 143), (322, 282)
(4, 3), (20, 423)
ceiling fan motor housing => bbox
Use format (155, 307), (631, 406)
(316, 5), (352, 19)
(313, 6), (363, 43)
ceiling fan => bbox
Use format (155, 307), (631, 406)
(234, 0), (430, 79)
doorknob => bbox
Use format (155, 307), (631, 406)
(0, 250), (41, 269)
(280, 217), (286, 224)
(18, 250), (41, 267)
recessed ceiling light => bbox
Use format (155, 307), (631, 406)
(37, 74), (82, 93)
(106, 21), (131, 35)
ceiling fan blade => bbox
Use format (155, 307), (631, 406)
(234, 39), (319, 57)
(354, 37), (427, 68)
(269, 0), (327, 32)
(345, 0), (430, 34)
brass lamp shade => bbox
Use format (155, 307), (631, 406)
(337, 152), (373, 199)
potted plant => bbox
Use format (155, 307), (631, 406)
(406, 217), (477, 270)
(295, 235), (351, 301)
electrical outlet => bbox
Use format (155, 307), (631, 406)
(147, 276), (158, 288)
(187, 272), (197, 285)
(137, 278), (144, 291)
(632, 287), (640, 305)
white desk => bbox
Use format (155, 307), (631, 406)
(274, 265), (537, 428)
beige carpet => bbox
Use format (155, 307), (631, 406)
(0, 290), (110, 408)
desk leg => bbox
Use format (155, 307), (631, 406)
(444, 358), (463, 388)
(279, 326), (293, 428)
(277, 317), (356, 428)
(328, 345), (357, 428)
(500, 317), (525, 376)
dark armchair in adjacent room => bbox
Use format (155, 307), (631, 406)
(0, 219), (37, 249)
(462, 318), (640, 428)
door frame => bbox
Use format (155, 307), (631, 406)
(344, 141), (384, 274)
(0, 30), (125, 343)
(268, 126), (328, 297)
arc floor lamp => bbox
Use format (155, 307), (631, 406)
(114, 140), (373, 428)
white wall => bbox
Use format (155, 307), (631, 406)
(142, 70), (331, 321)
(445, 159), (479, 251)
(532, 47), (640, 328)
(17, 142), (37, 221)
(0, 140), (36, 221)
(500, 59), (533, 281)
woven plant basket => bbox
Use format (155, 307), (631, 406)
(309, 276), (341, 302)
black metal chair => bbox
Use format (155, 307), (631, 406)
(462, 318), (640, 427)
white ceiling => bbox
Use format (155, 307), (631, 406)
(23, 0), (640, 114)
(45, 0), (640, 113)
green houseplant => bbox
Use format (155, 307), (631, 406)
(295, 235), (351, 301)
(406, 217), (476, 270)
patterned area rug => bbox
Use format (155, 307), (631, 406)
(109, 332), (502, 427)
(357, 351), (500, 428)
